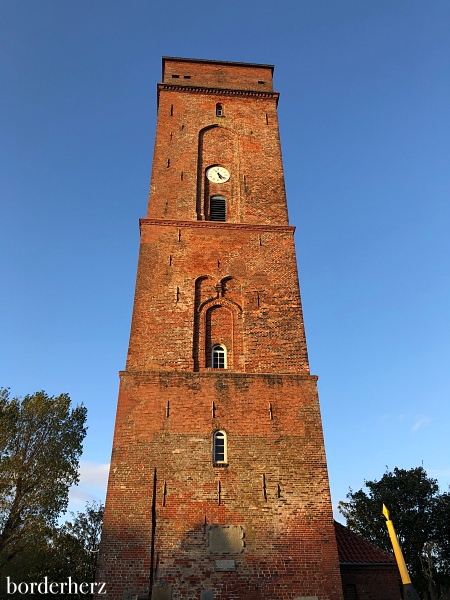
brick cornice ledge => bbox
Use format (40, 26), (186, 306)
(119, 370), (318, 382)
(158, 83), (279, 102)
(140, 218), (295, 234)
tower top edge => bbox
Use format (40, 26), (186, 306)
(162, 56), (275, 73)
(161, 57), (275, 92)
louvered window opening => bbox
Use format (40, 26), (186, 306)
(209, 196), (226, 221)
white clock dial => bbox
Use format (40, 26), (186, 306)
(206, 166), (230, 184)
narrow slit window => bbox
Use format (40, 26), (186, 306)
(213, 430), (227, 463)
(216, 103), (223, 116)
(212, 345), (226, 369)
(209, 195), (226, 222)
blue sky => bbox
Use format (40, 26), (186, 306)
(1, 1), (449, 519)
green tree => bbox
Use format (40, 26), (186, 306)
(338, 466), (450, 600)
(0, 502), (104, 600)
(0, 388), (87, 566)
(55, 501), (104, 587)
(429, 492), (450, 597)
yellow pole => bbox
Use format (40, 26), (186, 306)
(382, 504), (411, 584)
(382, 504), (421, 600)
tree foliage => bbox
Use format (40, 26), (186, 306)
(339, 466), (450, 600)
(0, 502), (104, 600)
(56, 501), (104, 585)
(0, 388), (87, 564)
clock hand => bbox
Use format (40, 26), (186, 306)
(217, 172), (225, 180)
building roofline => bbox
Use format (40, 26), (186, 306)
(334, 521), (396, 566)
(339, 562), (397, 567)
(162, 56), (274, 74)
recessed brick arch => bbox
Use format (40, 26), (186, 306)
(194, 275), (244, 371)
(206, 306), (232, 366)
(196, 125), (240, 221)
(195, 295), (243, 371)
(220, 275), (242, 304)
(193, 275), (216, 371)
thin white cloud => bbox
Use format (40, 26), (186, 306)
(67, 461), (110, 513)
(77, 461), (110, 489)
(68, 487), (99, 508)
(411, 415), (432, 433)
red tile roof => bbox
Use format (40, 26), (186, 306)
(334, 521), (396, 565)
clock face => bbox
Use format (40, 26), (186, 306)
(206, 166), (230, 184)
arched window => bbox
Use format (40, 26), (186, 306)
(212, 344), (226, 369)
(213, 430), (227, 463)
(216, 103), (223, 116)
(209, 195), (226, 222)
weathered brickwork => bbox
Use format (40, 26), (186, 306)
(125, 222), (308, 374)
(96, 58), (343, 600)
(340, 566), (401, 600)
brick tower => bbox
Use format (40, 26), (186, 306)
(97, 57), (343, 600)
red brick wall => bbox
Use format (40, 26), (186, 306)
(96, 58), (343, 600)
(150, 74), (286, 225)
(340, 565), (401, 600)
(99, 372), (342, 599)
(162, 58), (275, 92)
(124, 221), (309, 374)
